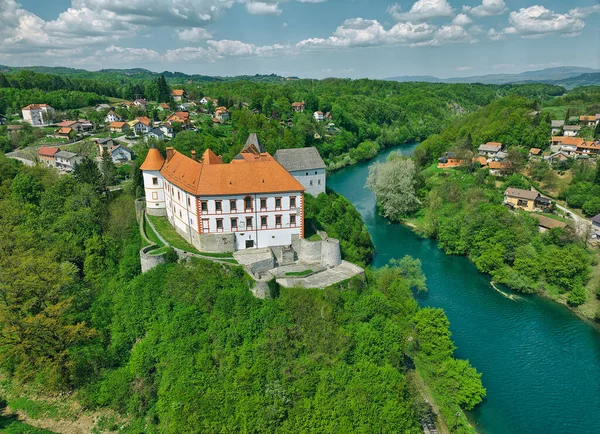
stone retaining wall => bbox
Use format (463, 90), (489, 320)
(140, 245), (167, 272)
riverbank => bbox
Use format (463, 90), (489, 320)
(328, 143), (600, 434)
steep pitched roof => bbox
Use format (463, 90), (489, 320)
(238, 133), (266, 156)
(137, 116), (152, 126)
(159, 149), (304, 196)
(140, 145), (165, 171)
(273, 147), (326, 172)
(201, 148), (222, 165)
(505, 188), (539, 201)
(110, 121), (128, 128)
(171, 89), (185, 96)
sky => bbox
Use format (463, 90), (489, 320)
(1, 0), (599, 79)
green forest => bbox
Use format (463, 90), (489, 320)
(0, 153), (484, 432)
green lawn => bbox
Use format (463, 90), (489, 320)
(532, 212), (570, 224)
(147, 215), (200, 253)
(144, 216), (164, 247)
(148, 246), (170, 256)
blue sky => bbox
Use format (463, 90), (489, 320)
(2, 0), (599, 78)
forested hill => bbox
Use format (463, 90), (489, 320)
(0, 65), (289, 84)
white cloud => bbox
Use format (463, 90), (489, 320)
(297, 0), (326, 3)
(456, 66), (473, 71)
(505, 6), (585, 38)
(387, 0), (453, 22)
(435, 24), (474, 43)
(177, 27), (212, 42)
(568, 5), (600, 19)
(463, 0), (507, 18)
(452, 13), (472, 26)
(99, 45), (162, 63)
(487, 28), (504, 40)
(246, 1), (282, 15)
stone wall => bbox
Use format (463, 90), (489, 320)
(140, 245), (167, 272)
(295, 237), (342, 268)
(147, 207), (167, 217)
(198, 233), (236, 253)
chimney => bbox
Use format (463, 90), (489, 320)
(191, 150), (196, 161)
(166, 147), (174, 161)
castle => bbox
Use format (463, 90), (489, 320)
(140, 139), (308, 253)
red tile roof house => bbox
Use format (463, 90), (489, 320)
(171, 89), (187, 103)
(291, 101), (305, 112)
(38, 146), (60, 166)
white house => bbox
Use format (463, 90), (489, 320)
(105, 111), (122, 123)
(313, 111), (324, 121)
(141, 144), (305, 252)
(159, 124), (175, 138)
(273, 147), (326, 197)
(128, 120), (145, 135)
(22, 104), (54, 126)
(478, 142), (503, 158)
(563, 125), (581, 137)
(146, 127), (165, 141)
(110, 145), (135, 163)
(54, 150), (83, 171)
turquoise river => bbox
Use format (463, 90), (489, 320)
(328, 143), (600, 434)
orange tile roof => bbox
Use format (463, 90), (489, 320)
(201, 149), (222, 165)
(140, 147), (165, 171)
(550, 136), (585, 146)
(486, 141), (503, 147)
(171, 89), (185, 96)
(580, 116), (596, 121)
(110, 121), (127, 128)
(488, 161), (511, 169)
(57, 127), (73, 134)
(160, 149), (304, 196)
(57, 120), (78, 127)
(159, 103), (170, 109)
(137, 116), (152, 126)
(529, 148), (542, 155)
(38, 146), (59, 157)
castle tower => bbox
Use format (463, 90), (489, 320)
(140, 143), (166, 216)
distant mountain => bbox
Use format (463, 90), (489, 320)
(0, 65), (290, 83)
(384, 75), (443, 83)
(385, 67), (600, 87)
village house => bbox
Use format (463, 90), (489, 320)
(324, 112), (333, 120)
(56, 127), (75, 138)
(214, 106), (230, 122)
(529, 148), (542, 158)
(171, 90), (186, 102)
(38, 146), (59, 166)
(532, 214), (567, 233)
(273, 146), (326, 196)
(437, 152), (465, 168)
(166, 111), (190, 129)
(550, 136), (585, 155)
(136, 116), (153, 133)
(291, 101), (305, 112)
(133, 99), (148, 110)
(546, 151), (570, 164)
(105, 111), (122, 123)
(128, 120), (145, 135)
(200, 96), (218, 105)
(563, 125), (581, 137)
(592, 214), (600, 240)
(22, 104), (54, 126)
(551, 120), (565, 135)
(156, 103), (170, 111)
(504, 188), (550, 211)
(576, 141), (600, 156)
(478, 142), (503, 158)
(141, 143), (306, 252)
(159, 124), (175, 138)
(109, 121), (130, 133)
(146, 127), (165, 141)
(97, 137), (134, 163)
(54, 150), (83, 172)
(580, 116), (597, 127)
(313, 111), (324, 121)
(488, 161), (511, 176)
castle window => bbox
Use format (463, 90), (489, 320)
(290, 196), (296, 208)
(260, 198), (267, 210)
(310, 180), (313, 186)
(261, 216), (268, 229)
(244, 196), (253, 211)
(231, 218), (238, 230)
(152, 177), (158, 185)
(152, 192), (158, 200)
(275, 215), (282, 228)
(318, 179), (321, 185)
(201, 201), (208, 212)
(215, 201), (222, 213)
(230, 200), (237, 212)
(177, 191), (180, 200)
(275, 197), (282, 210)
(187, 197), (191, 206)
(246, 217), (253, 229)
(216, 219), (223, 232)
(290, 214), (296, 226)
